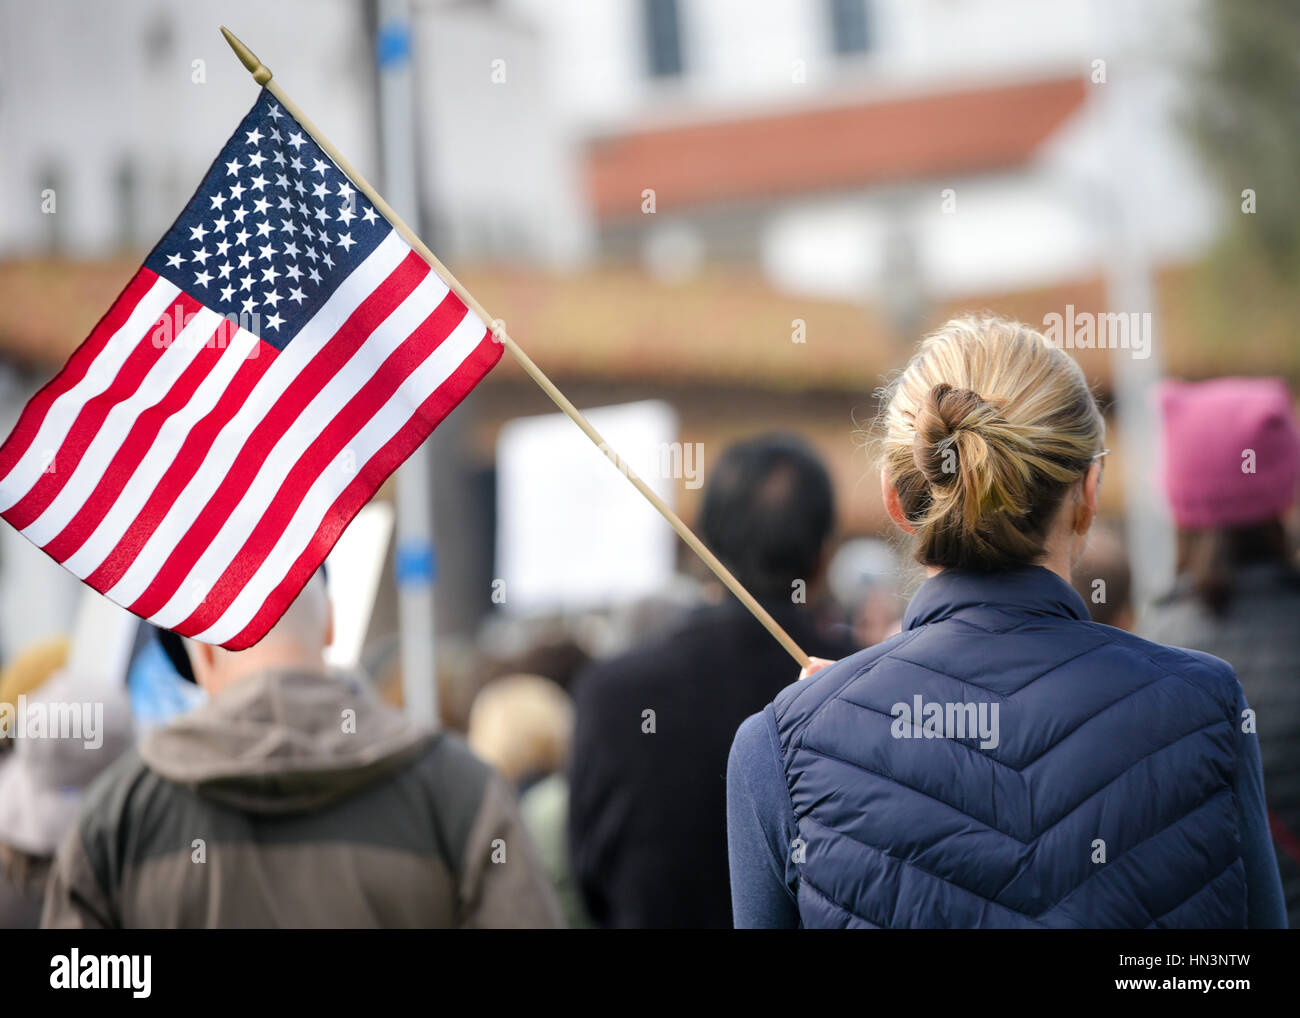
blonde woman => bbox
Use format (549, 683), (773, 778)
(726, 315), (1285, 929)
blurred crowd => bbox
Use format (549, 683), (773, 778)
(1, 367), (1298, 929)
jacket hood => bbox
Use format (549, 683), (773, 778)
(139, 668), (432, 814)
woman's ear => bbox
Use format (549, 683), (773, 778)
(1075, 460), (1102, 534)
(881, 466), (916, 535)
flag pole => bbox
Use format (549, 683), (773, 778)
(219, 27), (811, 669)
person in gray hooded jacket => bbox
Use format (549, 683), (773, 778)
(41, 572), (563, 928)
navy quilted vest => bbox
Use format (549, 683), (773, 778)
(772, 566), (1246, 928)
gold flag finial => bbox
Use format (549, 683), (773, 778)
(220, 26), (272, 85)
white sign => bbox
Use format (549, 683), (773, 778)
(496, 400), (682, 615)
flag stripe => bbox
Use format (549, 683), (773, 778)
(214, 328), (501, 648)
(0, 268), (160, 481)
(0, 276), (180, 512)
(79, 330), (276, 590)
(142, 258), (448, 630)
(114, 238), (427, 619)
(174, 287), (470, 635)
(36, 319), (240, 562)
(93, 231), (410, 606)
(6, 297), (209, 533)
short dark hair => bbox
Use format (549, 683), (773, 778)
(698, 433), (835, 599)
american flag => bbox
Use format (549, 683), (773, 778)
(0, 90), (501, 649)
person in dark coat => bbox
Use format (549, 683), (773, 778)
(568, 434), (856, 928)
(1141, 377), (1300, 929)
(729, 316), (1286, 928)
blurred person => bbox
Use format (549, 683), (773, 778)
(1070, 518), (1134, 629)
(827, 537), (906, 647)
(468, 674), (590, 927)
(1142, 377), (1300, 927)
(729, 316), (1285, 928)
(0, 639), (132, 927)
(569, 433), (856, 928)
(42, 571), (562, 928)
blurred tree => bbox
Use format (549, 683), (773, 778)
(1186, 0), (1300, 279)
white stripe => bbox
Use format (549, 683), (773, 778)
(104, 230), (410, 609)
(147, 266), (452, 629)
(196, 308), (487, 645)
(60, 327), (261, 578)
(21, 308), (221, 547)
(0, 278), (180, 511)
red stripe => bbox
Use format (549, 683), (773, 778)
(0, 269), (160, 481)
(42, 318), (238, 563)
(125, 250), (431, 620)
(221, 329), (501, 648)
(174, 290), (471, 635)
(84, 341), (278, 593)
(2, 293), (204, 531)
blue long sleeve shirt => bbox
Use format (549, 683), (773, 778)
(727, 686), (1288, 929)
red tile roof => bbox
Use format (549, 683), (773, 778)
(586, 76), (1088, 220)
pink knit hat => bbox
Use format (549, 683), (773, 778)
(1157, 377), (1300, 529)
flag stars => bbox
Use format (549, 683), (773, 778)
(336, 232), (355, 252)
(312, 181), (329, 200)
(229, 182), (247, 201)
(258, 242), (277, 262)
(255, 221), (273, 238)
(191, 247), (210, 265)
(311, 158), (330, 176)
(212, 216), (229, 234)
(262, 288), (283, 308)
(234, 229), (251, 249)
(361, 206), (379, 226)
(252, 196), (271, 215)
(265, 312), (285, 331)
(289, 287), (307, 305)
(285, 263), (302, 281)
(166, 252), (184, 269)
(245, 127), (263, 146)
(217, 261), (233, 279)
(272, 149), (286, 167)
(261, 265), (282, 285)
(193, 269), (212, 287)
(241, 295), (258, 315)
(337, 205), (356, 227)
(239, 274), (256, 292)
(215, 239), (231, 257)
(225, 158), (243, 176)
(189, 223), (209, 242)
(267, 104), (283, 121)
(308, 267), (322, 284)
(288, 131), (306, 150)
(220, 284), (235, 302)
(237, 252), (253, 269)
(314, 206), (329, 226)
(250, 174), (269, 193)
(209, 192), (227, 210)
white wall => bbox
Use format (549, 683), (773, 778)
(0, 0), (378, 258)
